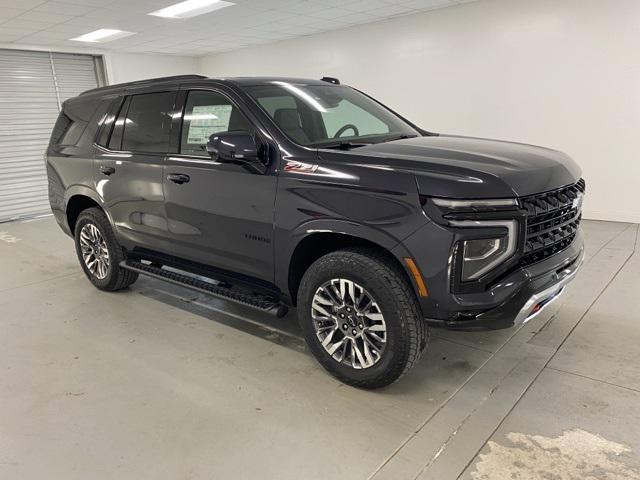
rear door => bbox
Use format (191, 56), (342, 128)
(94, 89), (177, 253)
(162, 87), (277, 283)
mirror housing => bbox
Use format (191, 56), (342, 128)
(207, 131), (261, 164)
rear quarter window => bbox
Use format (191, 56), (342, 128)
(50, 113), (73, 145)
(51, 99), (101, 146)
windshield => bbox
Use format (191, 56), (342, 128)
(244, 82), (420, 147)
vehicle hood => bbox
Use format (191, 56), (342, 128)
(343, 135), (582, 198)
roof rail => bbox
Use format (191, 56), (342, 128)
(80, 74), (208, 96)
(321, 76), (340, 85)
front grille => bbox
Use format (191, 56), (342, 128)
(519, 178), (585, 267)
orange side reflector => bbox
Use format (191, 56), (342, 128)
(404, 257), (428, 297)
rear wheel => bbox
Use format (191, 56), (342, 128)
(297, 248), (428, 389)
(74, 207), (138, 291)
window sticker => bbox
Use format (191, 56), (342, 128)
(186, 104), (232, 144)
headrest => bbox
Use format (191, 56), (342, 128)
(273, 108), (303, 130)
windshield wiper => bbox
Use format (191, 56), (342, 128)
(378, 134), (419, 143)
(314, 133), (418, 150)
(318, 141), (369, 150)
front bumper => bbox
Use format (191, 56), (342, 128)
(396, 221), (584, 331)
(434, 243), (583, 330)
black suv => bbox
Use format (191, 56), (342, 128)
(46, 75), (585, 388)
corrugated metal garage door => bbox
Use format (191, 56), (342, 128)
(0, 49), (104, 222)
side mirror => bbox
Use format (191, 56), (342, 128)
(207, 131), (260, 164)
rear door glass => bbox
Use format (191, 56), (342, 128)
(121, 92), (176, 153)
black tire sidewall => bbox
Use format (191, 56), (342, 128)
(298, 251), (417, 387)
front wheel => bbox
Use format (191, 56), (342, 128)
(297, 248), (429, 389)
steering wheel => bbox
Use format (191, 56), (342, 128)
(334, 124), (359, 138)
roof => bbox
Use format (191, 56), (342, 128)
(79, 75), (340, 96)
(224, 77), (339, 86)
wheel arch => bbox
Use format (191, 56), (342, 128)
(65, 189), (105, 234)
(286, 230), (415, 306)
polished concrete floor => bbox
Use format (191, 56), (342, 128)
(0, 217), (639, 479)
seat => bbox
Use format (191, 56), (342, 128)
(273, 108), (310, 144)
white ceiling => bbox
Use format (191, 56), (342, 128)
(0, 0), (473, 56)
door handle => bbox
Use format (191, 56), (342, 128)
(167, 173), (190, 184)
(99, 165), (116, 176)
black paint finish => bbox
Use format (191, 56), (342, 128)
(46, 75), (584, 329)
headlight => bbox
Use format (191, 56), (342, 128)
(450, 220), (518, 281)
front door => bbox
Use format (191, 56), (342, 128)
(163, 89), (277, 283)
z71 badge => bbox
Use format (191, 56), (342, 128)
(283, 161), (318, 173)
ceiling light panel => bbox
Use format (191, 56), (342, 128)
(70, 29), (136, 43)
(0, 0), (472, 55)
(148, 0), (234, 19)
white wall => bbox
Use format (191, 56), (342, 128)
(106, 52), (199, 84)
(199, 0), (640, 223)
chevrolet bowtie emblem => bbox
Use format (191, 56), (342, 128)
(572, 193), (584, 210)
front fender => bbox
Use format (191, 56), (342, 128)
(288, 218), (404, 256)
(274, 218), (422, 301)
(273, 161), (428, 298)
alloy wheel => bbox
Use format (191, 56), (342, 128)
(311, 278), (387, 369)
(79, 223), (110, 280)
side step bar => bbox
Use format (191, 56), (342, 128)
(120, 260), (288, 318)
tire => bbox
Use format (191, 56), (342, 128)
(297, 247), (429, 389)
(74, 207), (138, 291)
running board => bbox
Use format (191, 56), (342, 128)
(120, 260), (288, 317)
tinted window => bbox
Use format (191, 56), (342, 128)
(51, 99), (104, 146)
(255, 94), (296, 116)
(50, 113), (72, 145)
(97, 98), (123, 148)
(107, 96), (130, 151)
(180, 90), (253, 156)
(121, 92), (175, 153)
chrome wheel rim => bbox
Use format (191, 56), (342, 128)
(79, 223), (110, 280)
(312, 278), (387, 369)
